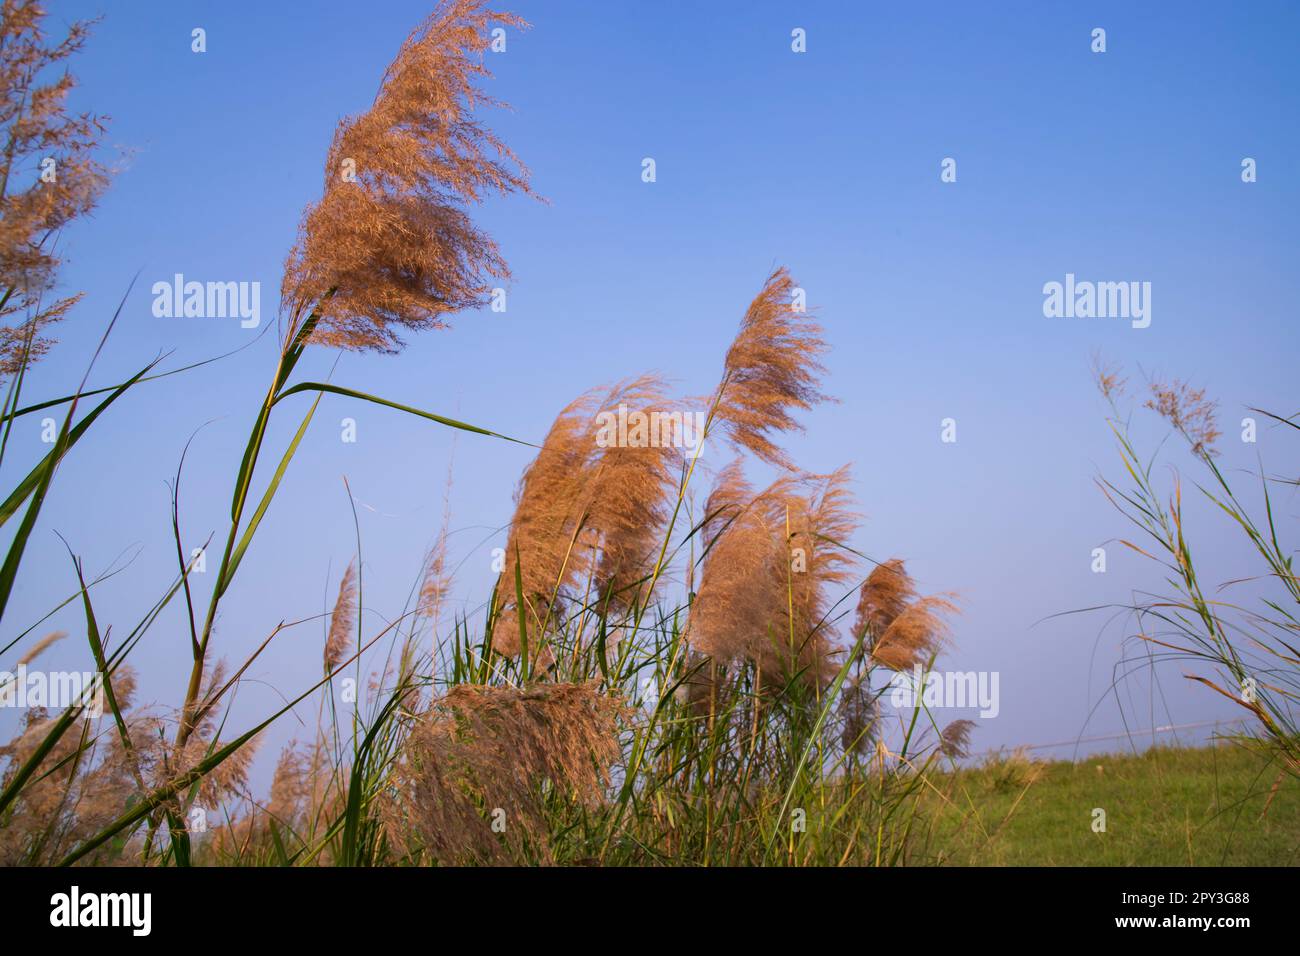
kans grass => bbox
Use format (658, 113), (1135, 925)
(1, 0), (1296, 867)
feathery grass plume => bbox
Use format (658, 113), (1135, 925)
(493, 375), (675, 653)
(420, 538), (453, 626)
(780, 466), (858, 671)
(939, 718), (975, 759)
(699, 457), (752, 545)
(493, 388), (604, 654)
(382, 681), (624, 864)
(869, 595), (957, 671)
(588, 381), (679, 615)
(419, 452), (457, 636)
(853, 559), (915, 638)
(152, 742), (257, 817)
(221, 735), (344, 861)
(241, 731), (345, 859)
(280, 0), (533, 351)
(104, 666), (137, 713)
(0, 665), (153, 865)
(0, 713), (133, 864)
(686, 460), (785, 669)
(1145, 377), (1221, 456)
(0, 0), (112, 378)
(14, 629), (66, 667)
(838, 674), (879, 757)
(678, 651), (724, 718)
(266, 744), (310, 828)
(687, 461), (856, 684)
(1090, 352), (1127, 402)
(0, 709), (82, 863)
(324, 561), (358, 675)
(99, 660), (261, 820)
(710, 267), (830, 469)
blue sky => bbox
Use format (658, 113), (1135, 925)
(6, 1), (1299, 776)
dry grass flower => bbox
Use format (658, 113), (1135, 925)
(687, 461), (858, 686)
(853, 559), (916, 638)
(838, 674), (879, 757)
(711, 267), (830, 469)
(382, 681), (624, 864)
(869, 595), (957, 672)
(1146, 377), (1221, 456)
(281, 0), (534, 352)
(493, 375), (676, 654)
(939, 718), (976, 759)
(0, 0), (112, 377)
(1090, 352), (1127, 402)
(324, 561), (357, 675)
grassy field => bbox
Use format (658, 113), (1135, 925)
(919, 744), (1300, 866)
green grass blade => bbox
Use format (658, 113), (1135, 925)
(0, 359), (156, 623)
(221, 391), (322, 593)
(274, 382), (535, 448)
(0, 357), (159, 530)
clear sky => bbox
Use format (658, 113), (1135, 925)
(6, 0), (1299, 777)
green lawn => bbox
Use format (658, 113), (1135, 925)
(918, 743), (1300, 866)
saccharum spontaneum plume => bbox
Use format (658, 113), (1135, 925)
(0, 0), (112, 378)
(489, 265), (833, 658)
(853, 558), (958, 671)
(492, 375), (677, 655)
(323, 561), (357, 674)
(281, 0), (533, 352)
(686, 461), (858, 685)
(418, 456), (456, 639)
(586, 387), (680, 615)
(686, 460), (785, 670)
(0, 655), (257, 865)
(673, 268), (848, 685)
(868, 595), (956, 671)
(785, 465), (858, 645)
(838, 673), (879, 757)
(381, 681), (624, 864)
(710, 266), (830, 469)
(854, 559), (915, 638)
(939, 718), (976, 759)
(14, 629), (66, 668)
